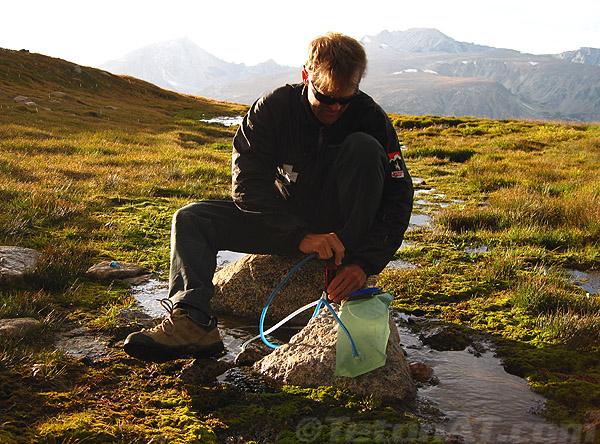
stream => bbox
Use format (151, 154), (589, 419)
(128, 249), (578, 444)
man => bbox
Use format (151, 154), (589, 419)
(124, 32), (413, 362)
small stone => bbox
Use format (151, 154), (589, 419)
(54, 326), (113, 362)
(13, 95), (28, 102)
(234, 344), (271, 366)
(0, 246), (40, 283)
(0, 318), (41, 338)
(123, 273), (153, 286)
(86, 261), (145, 280)
(409, 362), (433, 382)
(420, 325), (470, 351)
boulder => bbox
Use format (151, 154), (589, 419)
(212, 254), (327, 324)
(86, 261), (145, 280)
(0, 318), (41, 338)
(0, 246), (40, 283)
(253, 308), (416, 403)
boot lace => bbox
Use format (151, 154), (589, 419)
(143, 298), (176, 335)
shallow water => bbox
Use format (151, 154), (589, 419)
(198, 116), (243, 126)
(409, 213), (432, 227)
(393, 315), (574, 443)
(130, 256), (574, 444)
(566, 268), (600, 294)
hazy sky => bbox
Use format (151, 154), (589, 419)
(2, 0), (599, 68)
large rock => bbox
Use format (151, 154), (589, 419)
(253, 308), (417, 403)
(212, 254), (326, 324)
(0, 246), (40, 283)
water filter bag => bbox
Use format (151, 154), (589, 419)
(334, 291), (394, 378)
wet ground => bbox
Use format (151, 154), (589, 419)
(124, 253), (574, 444)
(53, 172), (592, 443)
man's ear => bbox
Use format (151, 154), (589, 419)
(301, 68), (309, 86)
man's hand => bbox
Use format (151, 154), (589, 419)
(299, 233), (345, 265)
(327, 264), (367, 303)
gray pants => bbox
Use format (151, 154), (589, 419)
(168, 132), (387, 319)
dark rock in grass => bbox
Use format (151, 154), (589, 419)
(212, 254), (326, 324)
(178, 358), (234, 385)
(253, 308), (416, 403)
(0, 318), (41, 338)
(234, 342), (272, 366)
(54, 326), (114, 362)
(86, 260), (145, 280)
(0, 246), (40, 283)
(420, 325), (470, 351)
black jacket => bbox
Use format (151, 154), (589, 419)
(232, 83), (413, 276)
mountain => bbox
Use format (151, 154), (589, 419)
(99, 30), (600, 122)
(361, 28), (491, 53)
(99, 37), (293, 96)
(554, 47), (600, 66)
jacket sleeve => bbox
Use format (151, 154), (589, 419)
(349, 114), (414, 276)
(231, 92), (310, 251)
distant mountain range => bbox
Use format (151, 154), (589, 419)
(99, 29), (600, 122)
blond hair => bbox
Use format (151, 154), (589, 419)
(305, 32), (367, 94)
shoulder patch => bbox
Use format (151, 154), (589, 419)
(388, 152), (405, 178)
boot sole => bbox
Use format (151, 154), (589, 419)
(123, 340), (225, 363)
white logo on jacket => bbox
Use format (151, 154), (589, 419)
(277, 164), (298, 183)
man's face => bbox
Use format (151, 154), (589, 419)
(303, 70), (359, 125)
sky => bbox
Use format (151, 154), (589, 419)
(2, 0), (599, 68)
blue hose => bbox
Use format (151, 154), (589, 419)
(259, 253), (317, 349)
(259, 253), (360, 358)
(312, 296), (359, 358)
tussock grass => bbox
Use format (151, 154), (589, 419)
(390, 116), (600, 433)
(2, 48), (600, 442)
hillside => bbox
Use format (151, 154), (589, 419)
(0, 47), (247, 130)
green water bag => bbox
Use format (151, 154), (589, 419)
(334, 290), (394, 378)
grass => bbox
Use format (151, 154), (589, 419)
(1, 49), (600, 442)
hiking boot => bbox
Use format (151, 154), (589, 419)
(123, 299), (224, 362)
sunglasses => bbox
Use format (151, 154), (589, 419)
(309, 80), (359, 106)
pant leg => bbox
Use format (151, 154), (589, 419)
(168, 200), (291, 317)
(311, 132), (386, 256)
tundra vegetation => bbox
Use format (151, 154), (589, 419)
(0, 49), (599, 442)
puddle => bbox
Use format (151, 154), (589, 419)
(387, 258), (417, 270)
(409, 213), (432, 227)
(129, 270), (572, 443)
(198, 116), (243, 126)
(566, 269), (600, 294)
(394, 315), (576, 443)
(216, 250), (246, 268)
(414, 189), (435, 198)
(465, 245), (489, 254)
